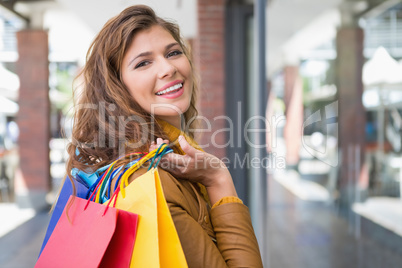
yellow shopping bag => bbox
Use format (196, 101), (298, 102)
(114, 158), (188, 267)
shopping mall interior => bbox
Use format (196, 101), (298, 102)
(0, 0), (401, 267)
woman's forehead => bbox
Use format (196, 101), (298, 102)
(130, 25), (176, 51)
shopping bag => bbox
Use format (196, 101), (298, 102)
(114, 167), (188, 268)
(39, 154), (142, 257)
(39, 176), (89, 256)
(35, 195), (138, 268)
(100, 199), (139, 268)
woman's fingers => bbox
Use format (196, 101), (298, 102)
(159, 153), (189, 168)
(156, 138), (169, 145)
(149, 141), (157, 150)
(156, 153), (195, 177)
(149, 138), (181, 170)
(150, 138), (170, 151)
(148, 136), (215, 182)
(178, 135), (200, 158)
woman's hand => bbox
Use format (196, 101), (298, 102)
(149, 136), (238, 204)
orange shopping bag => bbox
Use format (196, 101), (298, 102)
(113, 144), (188, 268)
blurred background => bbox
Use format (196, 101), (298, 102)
(0, 0), (402, 267)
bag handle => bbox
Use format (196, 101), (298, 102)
(119, 143), (173, 198)
(91, 152), (145, 203)
(84, 175), (121, 216)
(84, 144), (172, 214)
(102, 185), (121, 216)
(148, 143), (171, 171)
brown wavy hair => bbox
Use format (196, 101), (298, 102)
(65, 5), (199, 176)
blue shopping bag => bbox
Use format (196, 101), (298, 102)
(38, 176), (89, 256)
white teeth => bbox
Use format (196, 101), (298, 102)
(156, 83), (183, 95)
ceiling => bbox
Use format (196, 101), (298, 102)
(55, 0), (197, 38)
(1, 0), (387, 76)
(267, 0), (342, 74)
(54, 0), (343, 75)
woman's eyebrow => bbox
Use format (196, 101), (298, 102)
(128, 51), (152, 67)
(128, 42), (180, 67)
(165, 42), (179, 50)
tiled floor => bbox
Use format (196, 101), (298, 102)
(1, 175), (402, 267)
(0, 210), (50, 267)
(265, 177), (402, 268)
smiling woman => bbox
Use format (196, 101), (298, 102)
(63, 4), (263, 267)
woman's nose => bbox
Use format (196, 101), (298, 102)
(157, 58), (177, 79)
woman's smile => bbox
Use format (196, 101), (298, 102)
(155, 80), (184, 98)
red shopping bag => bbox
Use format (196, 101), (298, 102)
(35, 195), (138, 268)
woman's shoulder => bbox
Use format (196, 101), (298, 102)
(130, 167), (207, 221)
(155, 168), (200, 204)
(156, 168), (216, 238)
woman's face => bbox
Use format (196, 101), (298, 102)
(121, 25), (193, 127)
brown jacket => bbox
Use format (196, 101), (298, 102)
(133, 167), (263, 268)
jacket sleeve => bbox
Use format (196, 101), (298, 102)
(157, 169), (263, 268)
(210, 202), (263, 267)
(169, 200), (263, 268)
(169, 203), (228, 267)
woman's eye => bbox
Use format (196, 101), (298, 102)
(135, 61), (150, 69)
(167, 50), (183, 58)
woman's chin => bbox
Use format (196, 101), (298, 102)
(150, 103), (190, 117)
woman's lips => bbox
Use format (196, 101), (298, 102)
(156, 80), (184, 94)
(156, 86), (184, 99)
